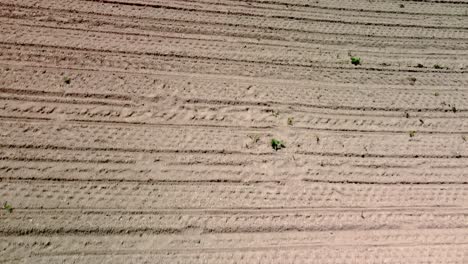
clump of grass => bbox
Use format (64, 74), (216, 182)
(63, 76), (71, 84)
(271, 110), (279, 118)
(416, 63), (424, 68)
(350, 57), (361, 66)
(434, 92), (440, 96)
(462, 135), (466, 142)
(3, 201), (13, 213)
(271, 138), (285, 151)
(408, 77), (417, 85)
(452, 106), (457, 113)
(399, 4), (405, 8)
(287, 117), (294, 126)
(433, 64), (443, 69)
(409, 131), (416, 137)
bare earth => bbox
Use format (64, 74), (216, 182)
(1, 0), (468, 263)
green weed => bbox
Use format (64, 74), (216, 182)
(350, 57), (361, 66)
(3, 201), (13, 213)
(271, 138), (285, 151)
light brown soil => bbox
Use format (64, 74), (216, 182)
(1, 0), (468, 263)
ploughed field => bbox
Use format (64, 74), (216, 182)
(1, 0), (468, 263)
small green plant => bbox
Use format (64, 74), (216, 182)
(434, 92), (440, 96)
(452, 106), (457, 113)
(316, 135), (320, 144)
(287, 117), (294, 126)
(3, 201), (13, 213)
(63, 76), (71, 84)
(409, 131), (416, 137)
(399, 4), (405, 8)
(462, 135), (467, 142)
(271, 138), (285, 151)
(271, 110), (279, 118)
(350, 57), (361, 66)
(409, 77), (417, 85)
(416, 63), (424, 68)
(434, 64), (443, 69)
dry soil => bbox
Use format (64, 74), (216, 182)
(1, 0), (468, 263)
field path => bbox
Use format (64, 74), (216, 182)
(1, 0), (467, 263)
